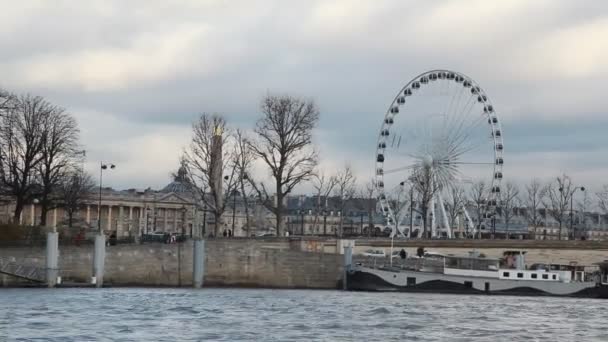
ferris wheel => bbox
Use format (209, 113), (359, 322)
(375, 70), (504, 238)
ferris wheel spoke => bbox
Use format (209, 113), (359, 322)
(450, 162), (495, 165)
(383, 164), (416, 174)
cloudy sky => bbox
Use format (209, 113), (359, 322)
(1, 0), (607, 193)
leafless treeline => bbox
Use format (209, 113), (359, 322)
(0, 89), (93, 227)
(183, 93), (607, 239)
(183, 93), (362, 237)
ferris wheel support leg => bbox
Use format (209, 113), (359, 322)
(463, 206), (475, 238)
(438, 193), (451, 238)
(430, 196), (437, 238)
(394, 212), (405, 238)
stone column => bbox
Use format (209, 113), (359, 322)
(86, 205), (91, 224)
(118, 206), (124, 236)
(164, 208), (168, 232)
(30, 204), (35, 226)
(173, 208), (178, 234)
(52, 209), (57, 230)
(46, 232), (59, 287)
(107, 205), (112, 231)
(128, 206), (133, 235)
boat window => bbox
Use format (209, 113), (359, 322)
(531, 273), (538, 279)
(464, 281), (473, 288)
(503, 272), (510, 277)
(542, 274), (548, 279)
(517, 273), (524, 278)
(407, 277), (416, 286)
(552, 275), (557, 280)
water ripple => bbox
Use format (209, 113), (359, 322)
(0, 288), (605, 341)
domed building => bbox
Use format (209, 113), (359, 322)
(0, 163), (277, 239)
(161, 165), (196, 196)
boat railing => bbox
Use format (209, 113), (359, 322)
(354, 255), (444, 272)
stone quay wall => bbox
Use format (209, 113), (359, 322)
(3, 238), (608, 288)
(0, 239), (344, 288)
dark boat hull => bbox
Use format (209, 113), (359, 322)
(347, 268), (608, 299)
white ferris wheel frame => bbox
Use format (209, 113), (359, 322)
(374, 69), (504, 238)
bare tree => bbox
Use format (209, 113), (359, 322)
(576, 190), (592, 239)
(249, 94), (319, 236)
(333, 164), (357, 237)
(0, 89), (14, 110)
(58, 169), (95, 228)
(524, 178), (545, 233)
(446, 185), (465, 236)
(598, 185), (608, 215)
(469, 180), (487, 238)
(360, 179), (376, 237)
(184, 114), (238, 237)
(543, 174), (573, 240)
(311, 172), (337, 234)
(233, 129), (255, 236)
(0, 95), (53, 222)
(36, 107), (79, 227)
(410, 167), (442, 239)
(500, 182), (520, 238)
(386, 181), (410, 237)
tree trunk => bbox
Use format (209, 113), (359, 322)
(68, 212), (74, 228)
(40, 204), (49, 227)
(214, 212), (222, 237)
(275, 184), (284, 236)
(240, 181), (250, 235)
(13, 199), (24, 224)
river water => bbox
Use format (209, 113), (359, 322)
(0, 288), (605, 341)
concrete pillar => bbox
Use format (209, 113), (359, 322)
(52, 208), (57, 229)
(193, 239), (205, 288)
(46, 232), (59, 288)
(86, 205), (91, 224)
(93, 234), (106, 288)
(107, 205), (112, 231)
(343, 245), (353, 291)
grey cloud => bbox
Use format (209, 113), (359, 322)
(0, 0), (606, 190)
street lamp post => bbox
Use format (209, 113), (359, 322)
(323, 210), (327, 236)
(232, 190), (237, 236)
(571, 186), (585, 239)
(560, 185), (585, 240)
(300, 210), (305, 236)
(359, 212), (363, 236)
(97, 163), (115, 234)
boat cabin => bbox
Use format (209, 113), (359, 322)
(596, 261), (608, 284)
(442, 250), (588, 283)
(443, 253), (501, 278)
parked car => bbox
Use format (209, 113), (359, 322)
(142, 232), (170, 243)
(362, 249), (386, 258)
